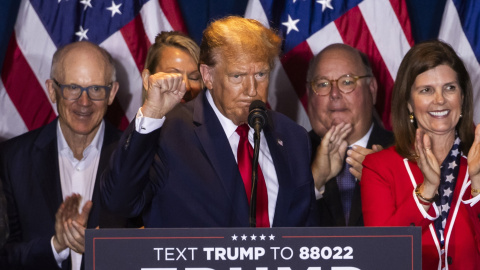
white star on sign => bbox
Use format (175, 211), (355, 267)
(80, 0), (92, 10)
(441, 203), (450, 213)
(448, 161), (457, 169)
(241, 234), (247, 241)
(231, 234), (238, 241)
(106, 0), (122, 17)
(269, 234), (275, 240)
(443, 187), (452, 197)
(446, 173), (455, 183)
(260, 234), (266, 240)
(250, 234), (257, 240)
(317, 0), (333, 12)
(75, 26), (89, 41)
(282, 15), (300, 35)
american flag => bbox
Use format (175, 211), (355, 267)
(246, 0), (414, 131)
(1, 0), (479, 142)
(245, 0), (480, 130)
(439, 0), (480, 124)
(0, 0), (186, 141)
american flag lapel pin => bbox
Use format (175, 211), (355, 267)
(277, 139), (283, 146)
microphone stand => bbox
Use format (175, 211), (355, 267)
(249, 122), (261, 227)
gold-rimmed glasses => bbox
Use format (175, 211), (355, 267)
(310, 74), (372, 96)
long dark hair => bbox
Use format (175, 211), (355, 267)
(392, 40), (474, 159)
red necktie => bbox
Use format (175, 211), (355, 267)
(236, 124), (270, 227)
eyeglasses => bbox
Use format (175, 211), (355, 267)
(310, 74), (372, 96)
(53, 79), (112, 101)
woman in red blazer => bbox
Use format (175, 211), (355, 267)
(361, 40), (480, 270)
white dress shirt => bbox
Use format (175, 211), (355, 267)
(51, 120), (104, 270)
(135, 90), (279, 226)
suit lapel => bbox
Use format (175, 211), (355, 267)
(263, 114), (295, 226)
(32, 119), (63, 220)
(366, 119), (394, 149)
(315, 135), (348, 226)
(193, 92), (249, 226)
(32, 119), (122, 229)
(325, 179), (347, 226)
(90, 121), (121, 228)
(350, 121), (385, 225)
(347, 120), (393, 226)
(348, 183), (362, 226)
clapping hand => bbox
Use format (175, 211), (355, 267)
(311, 122), (352, 190)
(53, 194), (92, 254)
(468, 124), (480, 196)
(346, 144), (384, 180)
(414, 129), (440, 199)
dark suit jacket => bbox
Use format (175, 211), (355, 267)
(0, 179), (7, 249)
(309, 120), (394, 226)
(102, 90), (318, 227)
(0, 119), (133, 270)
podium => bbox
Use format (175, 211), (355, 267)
(85, 227), (421, 270)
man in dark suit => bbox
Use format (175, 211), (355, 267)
(101, 16), (318, 228)
(306, 44), (394, 227)
(0, 41), (128, 269)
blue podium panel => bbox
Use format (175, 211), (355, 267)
(85, 227), (421, 270)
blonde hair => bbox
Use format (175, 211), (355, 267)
(142, 31), (200, 102)
(145, 31), (200, 73)
(199, 16), (281, 68)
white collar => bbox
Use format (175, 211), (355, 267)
(56, 120), (105, 162)
(350, 123), (374, 148)
(206, 90), (243, 138)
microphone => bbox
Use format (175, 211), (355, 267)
(248, 100), (267, 134)
(247, 100), (267, 227)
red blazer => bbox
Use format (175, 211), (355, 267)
(361, 146), (480, 270)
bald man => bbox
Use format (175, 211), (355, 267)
(0, 41), (137, 270)
(307, 44), (394, 227)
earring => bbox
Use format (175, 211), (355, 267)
(460, 113), (463, 118)
(409, 112), (414, 123)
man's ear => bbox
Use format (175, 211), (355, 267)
(141, 69), (150, 92)
(107, 81), (119, 105)
(200, 64), (213, 90)
(368, 76), (378, 105)
(306, 83), (312, 98)
(46, 79), (57, 103)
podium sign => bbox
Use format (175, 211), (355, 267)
(85, 227), (421, 270)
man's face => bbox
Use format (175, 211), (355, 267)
(47, 48), (118, 138)
(200, 51), (270, 125)
(307, 48), (377, 143)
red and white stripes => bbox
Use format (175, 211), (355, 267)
(246, 0), (414, 130)
(0, 0), (184, 140)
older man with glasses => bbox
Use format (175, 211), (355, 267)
(0, 41), (138, 270)
(306, 43), (394, 227)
